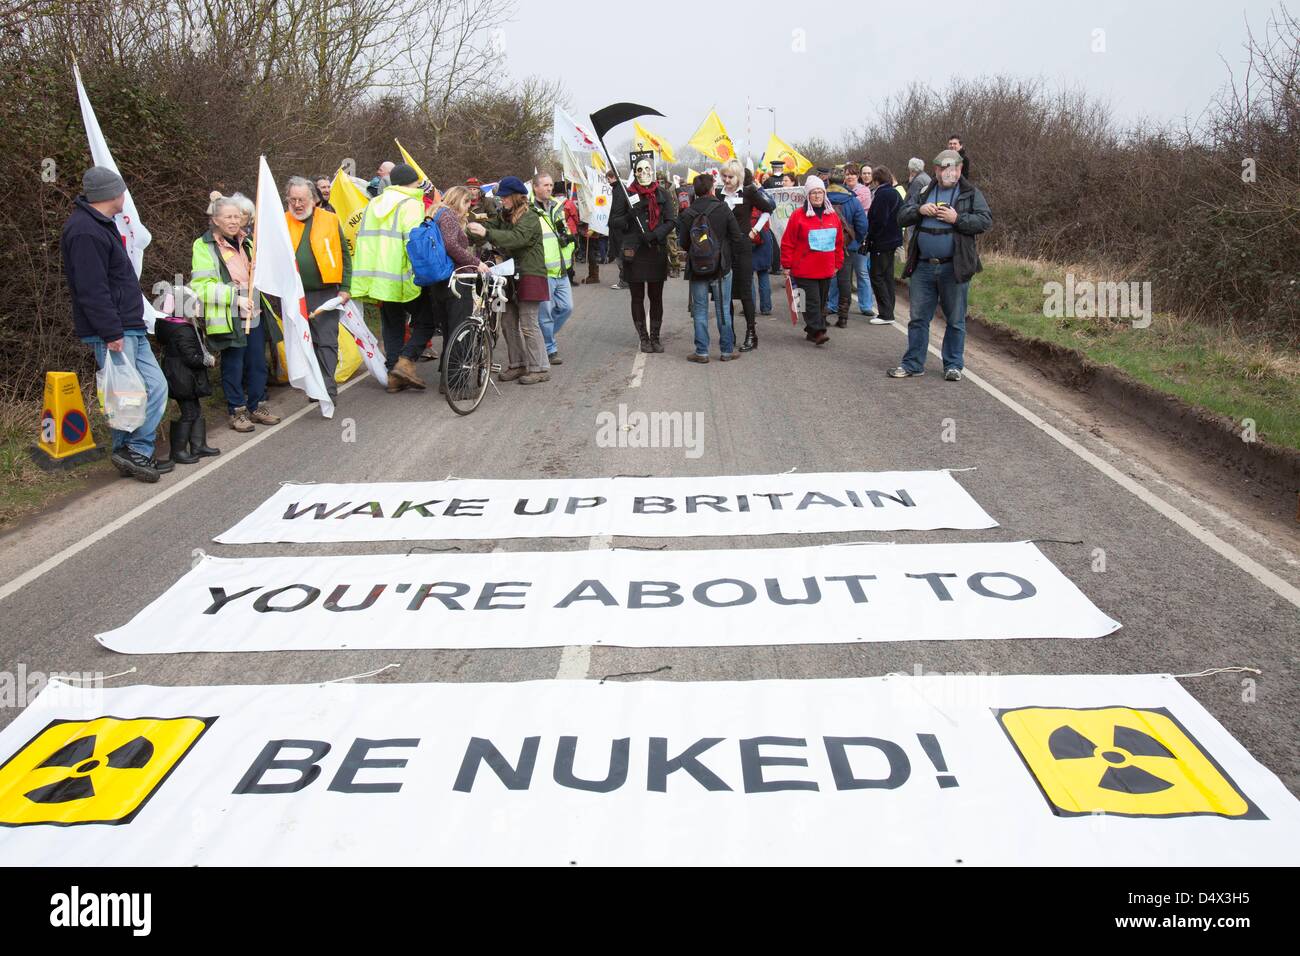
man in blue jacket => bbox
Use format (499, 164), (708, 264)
(61, 167), (170, 482)
(824, 170), (870, 328)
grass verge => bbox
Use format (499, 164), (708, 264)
(966, 253), (1300, 451)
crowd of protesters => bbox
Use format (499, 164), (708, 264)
(60, 133), (990, 483)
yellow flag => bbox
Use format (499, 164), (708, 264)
(686, 168), (700, 183)
(763, 133), (813, 175)
(590, 151), (606, 172)
(633, 120), (676, 163)
(394, 138), (430, 184)
(687, 110), (736, 163)
(329, 169), (370, 258)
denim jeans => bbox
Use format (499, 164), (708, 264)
(853, 251), (874, 311)
(902, 259), (968, 372)
(827, 250), (875, 313)
(753, 270), (772, 313)
(84, 331), (169, 458)
(690, 272), (734, 355)
(537, 275), (573, 356)
(218, 320), (268, 413)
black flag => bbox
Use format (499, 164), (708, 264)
(589, 103), (664, 141)
(588, 103), (665, 235)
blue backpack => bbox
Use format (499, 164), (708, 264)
(408, 208), (455, 286)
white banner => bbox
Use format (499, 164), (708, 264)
(584, 167), (612, 236)
(215, 471), (996, 544)
(97, 542), (1118, 653)
(1, 676), (1294, 865)
(337, 299), (388, 387)
(768, 186), (806, 243)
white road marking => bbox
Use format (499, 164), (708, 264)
(890, 322), (1300, 609)
(0, 376), (366, 604)
(554, 533), (612, 679)
(628, 351), (646, 388)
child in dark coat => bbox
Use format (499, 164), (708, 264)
(155, 293), (220, 464)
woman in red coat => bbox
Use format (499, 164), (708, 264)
(779, 175), (844, 345)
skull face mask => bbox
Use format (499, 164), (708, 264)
(634, 158), (654, 186)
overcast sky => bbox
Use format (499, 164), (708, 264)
(497, 0), (1283, 157)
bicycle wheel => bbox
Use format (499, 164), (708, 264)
(442, 319), (490, 415)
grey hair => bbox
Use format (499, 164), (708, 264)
(720, 159), (744, 180)
(210, 196), (243, 219)
(531, 171), (554, 189)
(284, 175), (315, 199)
(229, 192), (255, 222)
(908, 157), (925, 174)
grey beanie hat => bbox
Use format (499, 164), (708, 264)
(83, 166), (127, 202)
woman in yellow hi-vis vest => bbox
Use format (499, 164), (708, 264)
(285, 176), (351, 404)
(190, 196), (281, 433)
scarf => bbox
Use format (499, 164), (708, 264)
(629, 181), (661, 230)
(215, 232), (250, 288)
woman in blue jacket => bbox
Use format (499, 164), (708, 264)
(864, 166), (904, 325)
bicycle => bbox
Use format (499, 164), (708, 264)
(441, 266), (508, 415)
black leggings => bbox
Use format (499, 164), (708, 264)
(401, 282), (469, 364)
(628, 281), (664, 328)
(731, 249), (756, 324)
(174, 398), (201, 423)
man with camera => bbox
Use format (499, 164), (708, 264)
(529, 172), (576, 365)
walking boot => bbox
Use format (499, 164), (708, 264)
(190, 418), (221, 457)
(649, 317), (665, 352)
(167, 420), (199, 465)
(390, 356), (427, 390)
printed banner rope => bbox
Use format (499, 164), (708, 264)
(1, 676), (1295, 865)
(96, 541), (1119, 653)
(214, 471), (998, 544)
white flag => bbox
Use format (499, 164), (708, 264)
(252, 156), (334, 418)
(73, 61), (161, 333)
(552, 106), (599, 153)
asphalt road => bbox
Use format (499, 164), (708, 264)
(1, 276), (1296, 796)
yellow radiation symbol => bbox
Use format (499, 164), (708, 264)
(0, 716), (214, 826)
(996, 706), (1264, 819)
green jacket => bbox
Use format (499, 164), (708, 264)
(482, 205), (546, 279)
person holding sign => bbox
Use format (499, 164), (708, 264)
(778, 175), (844, 346)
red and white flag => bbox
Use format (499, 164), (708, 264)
(552, 106), (598, 153)
(252, 156), (333, 418)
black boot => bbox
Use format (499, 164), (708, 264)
(649, 317), (664, 353)
(739, 319), (757, 352)
(190, 417), (221, 457)
(633, 315), (652, 353)
(168, 420), (199, 465)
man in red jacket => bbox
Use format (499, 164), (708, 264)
(779, 175), (844, 345)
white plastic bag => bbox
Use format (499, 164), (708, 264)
(97, 347), (148, 431)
